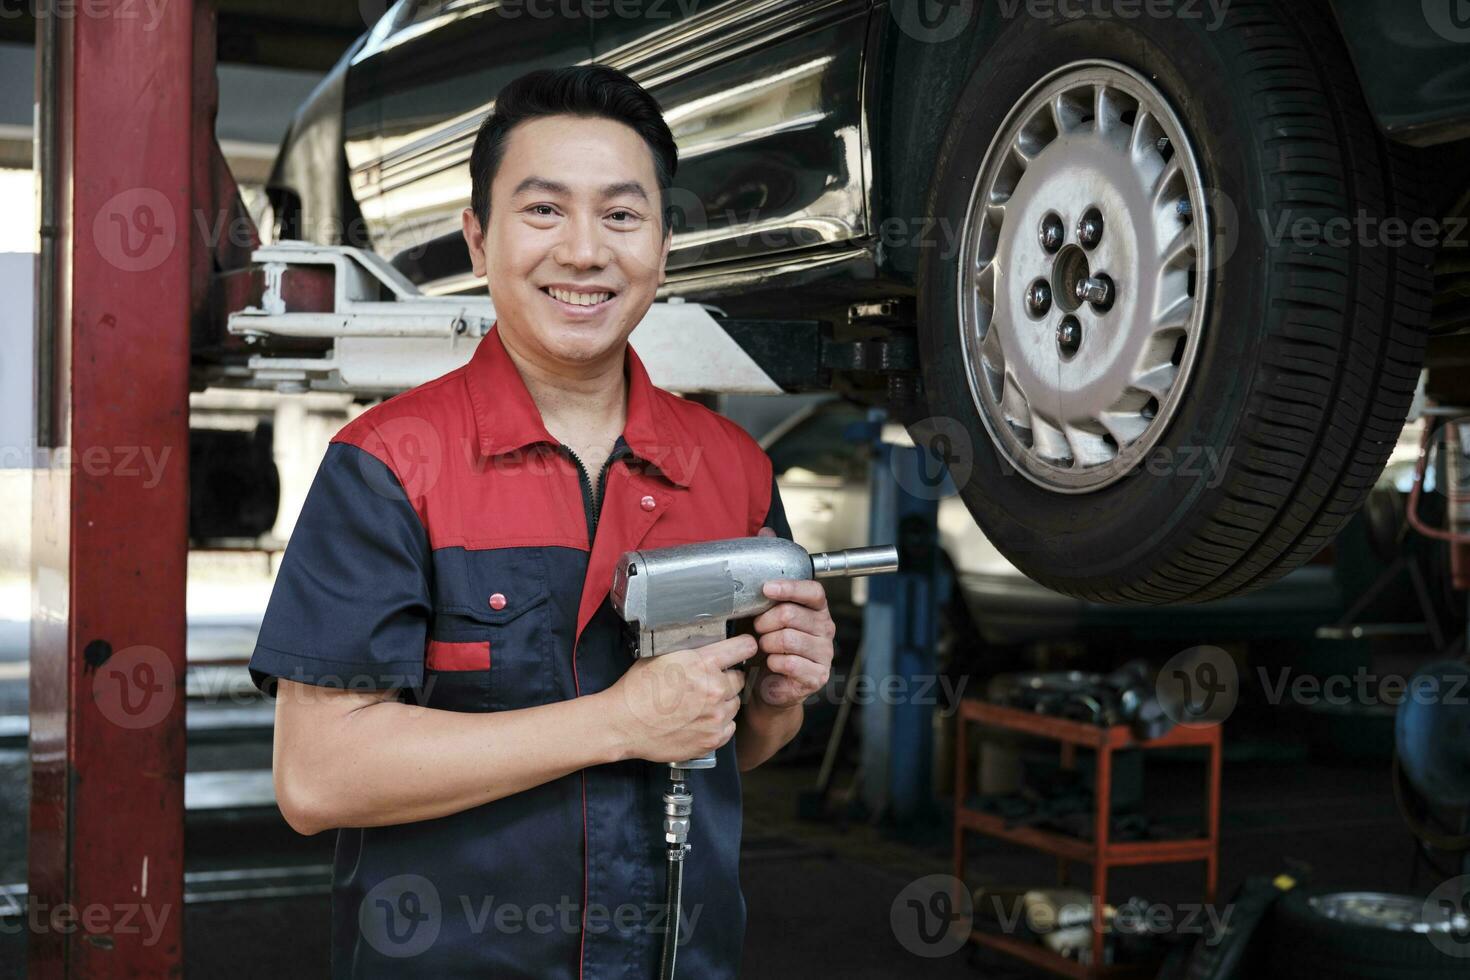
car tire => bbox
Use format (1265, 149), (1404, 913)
(1265, 888), (1469, 979)
(915, 0), (1433, 603)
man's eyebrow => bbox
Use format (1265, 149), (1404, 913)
(510, 176), (650, 203)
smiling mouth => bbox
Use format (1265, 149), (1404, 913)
(540, 286), (618, 312)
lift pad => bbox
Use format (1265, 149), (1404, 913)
(223, 242), (788, 396)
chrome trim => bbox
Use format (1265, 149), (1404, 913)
(371, 0), (864, 186)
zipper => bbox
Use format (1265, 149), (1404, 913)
(562, 442), (627, 545)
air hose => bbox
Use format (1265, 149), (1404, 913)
(659, 766), (693, 980)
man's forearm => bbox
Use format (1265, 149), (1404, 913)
(734, 663), (804, 771)
(274, 682), (634, 835)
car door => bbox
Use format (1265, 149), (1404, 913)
(351, 0), (596, 274)
(593, 0), (872, 271)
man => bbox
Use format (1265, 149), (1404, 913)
(248, 64), (837, 978)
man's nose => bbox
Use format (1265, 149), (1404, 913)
(553, 212), (611, 269)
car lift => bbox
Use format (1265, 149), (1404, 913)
(26, 5), (940, 975)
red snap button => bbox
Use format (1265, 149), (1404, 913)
(640, 495), (657, 511)
(488, 593), (507, 610)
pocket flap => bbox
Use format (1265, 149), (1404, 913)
(432, 548), (551, 625)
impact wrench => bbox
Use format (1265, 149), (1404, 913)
(611, 536), (899, 979)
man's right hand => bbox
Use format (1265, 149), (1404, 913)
(605, 633), (757, 764)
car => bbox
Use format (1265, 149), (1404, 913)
(262, 0), (1470, 604)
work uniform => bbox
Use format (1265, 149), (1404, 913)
(249, 322), (793, 979)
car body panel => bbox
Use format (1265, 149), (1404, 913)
(270, 0), (1470, 271)
(1329, 0), (1470, 146)
(594, 0), (871, 271)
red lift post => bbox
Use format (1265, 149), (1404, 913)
(29, 4), (201, 975)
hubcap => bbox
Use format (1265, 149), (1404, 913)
(956, 62), (1210, 493)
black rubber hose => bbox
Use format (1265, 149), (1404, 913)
(658, 849), (685, 980)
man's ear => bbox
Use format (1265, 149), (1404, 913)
(461, 207), (487, 279)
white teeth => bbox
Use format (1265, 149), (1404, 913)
(547, 287), (611, 307)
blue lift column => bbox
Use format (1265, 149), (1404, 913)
(855, 409), (955, 825)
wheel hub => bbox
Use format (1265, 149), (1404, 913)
(957, 62), (1209, 493)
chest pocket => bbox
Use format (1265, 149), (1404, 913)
(425, 547), (554, 713)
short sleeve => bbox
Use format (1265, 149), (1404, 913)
(248, 440), (432, 697)
(762, 473), (795, 542)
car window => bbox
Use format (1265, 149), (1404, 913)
(768, 403), (867, 479)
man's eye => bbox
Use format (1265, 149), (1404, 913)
(609, 210), (637, 223)
(530, 205), (556, 217)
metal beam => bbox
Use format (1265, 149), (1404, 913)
(28, 3), (193, 975)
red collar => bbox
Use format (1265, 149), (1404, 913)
(464, 322), (696, 487)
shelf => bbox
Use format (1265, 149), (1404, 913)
(954, 697), (1222, 980)
(957, 809), (1214, 866)
(959, 699), (1221, 750)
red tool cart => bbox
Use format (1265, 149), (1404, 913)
(952, 700), (1223, 979)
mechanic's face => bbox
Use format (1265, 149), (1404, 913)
(462, 113), (672, 373)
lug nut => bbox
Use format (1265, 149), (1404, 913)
(1078, 212), (1104, 249)
(1075, 276), (1113, 307)
(1027, 280), (1053, 317)
(1057, 316), (1082, 358)
(1039, 214), (1065, 254)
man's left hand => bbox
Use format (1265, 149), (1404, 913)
(750, 526), (836, 710)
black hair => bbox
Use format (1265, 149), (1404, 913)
(468, 64), (678, 238)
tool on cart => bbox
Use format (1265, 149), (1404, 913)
(610, 536), (899, 979)
(990, 662), (1174, 742)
